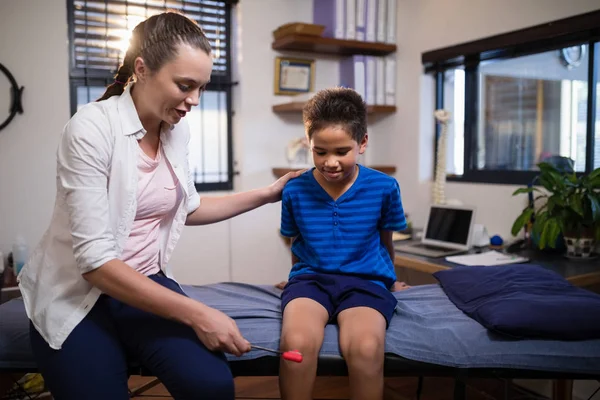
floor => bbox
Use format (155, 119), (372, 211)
(127, 375), (546, 399)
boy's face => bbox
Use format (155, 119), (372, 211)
(310, 125), (367, 184)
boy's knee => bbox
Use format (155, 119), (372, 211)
(344, 335), (384, 366)
(281, 330), (321, 356)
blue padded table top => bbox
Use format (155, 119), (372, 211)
(2, 283), (600, 374)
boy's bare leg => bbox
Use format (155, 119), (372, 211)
(279, 298), (329, 400)
(338, 307), (387, 400)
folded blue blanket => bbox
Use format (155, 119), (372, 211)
(433, 264), (600, 340)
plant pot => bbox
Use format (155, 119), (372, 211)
(563, 236), (596, 258)
(531, 231), (566, 252)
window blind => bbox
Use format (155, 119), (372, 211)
(67, 0), (236, 192)
(71, 0), (229, 77)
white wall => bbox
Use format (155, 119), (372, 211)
(0, 0), (380, 286)
(1, 1), (598, 277)
(385, 2), (600, 399)
(0, 0), (70, 263)
(229, 0), (335, 284)
(370, 0), (600, 242)
(2, 0), (599, 273)
(1, 0), (599, 397)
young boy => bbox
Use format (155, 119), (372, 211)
(278, 87), (407, 400)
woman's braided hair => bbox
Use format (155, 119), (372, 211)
(97, 11), (211, 101)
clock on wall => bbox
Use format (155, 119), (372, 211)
(560, 45), (586, 69)
(0, 63), (24, 132)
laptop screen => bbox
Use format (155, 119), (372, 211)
(425, 206), (473, 245)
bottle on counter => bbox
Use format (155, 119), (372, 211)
(3, 252), (18, 288)
(0, 251), (4, 290)
(12, 235), (28, 276)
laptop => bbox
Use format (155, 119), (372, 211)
(395, 204), (476, 258)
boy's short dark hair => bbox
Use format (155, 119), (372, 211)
(302, 87), (367, 143)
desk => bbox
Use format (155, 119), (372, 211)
(394, 244), (600, 289)
(0, 287), (20, 305)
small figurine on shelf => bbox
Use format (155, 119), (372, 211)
(286, 136), (312, 168)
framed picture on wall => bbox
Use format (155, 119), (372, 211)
(274, 57), (315, 95)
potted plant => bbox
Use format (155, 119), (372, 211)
(511, 162), (600, 258)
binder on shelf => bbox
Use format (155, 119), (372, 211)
(365, 56), (376, 105)
(385, 56), (396, 106)
(355, 0), (367, 41)
(386, 0), (396, 44)
(313, 0), (345, 39)
(340, 55), (366, 102)
(345, 0), (356, 40)
(375, 57), (385, 105)
(365, 0), (377, 42)
(376, 0), (386, 43)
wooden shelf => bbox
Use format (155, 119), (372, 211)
(272, 34), (396, 56)
(273, 102), (396, 114)
(363, 165), (397, 175)
(272, 102), (306, 113)
(273, 165), (396, 178)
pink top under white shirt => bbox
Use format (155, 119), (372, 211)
(121, 143), (183, 275)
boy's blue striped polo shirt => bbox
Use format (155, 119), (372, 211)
(280, 164), (407, 289)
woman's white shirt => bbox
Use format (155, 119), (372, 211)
(18, 85), (200, 350)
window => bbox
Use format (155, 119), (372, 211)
(424, 11), (600, 185)
(67, 0), (236, 191)
(442, 68), (465, 176)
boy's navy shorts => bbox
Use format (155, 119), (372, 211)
(281, 273), (397, 328)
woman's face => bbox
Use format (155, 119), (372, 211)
(139, 43), (213, 126)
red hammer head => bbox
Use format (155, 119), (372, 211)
(282, 350), (303, 363)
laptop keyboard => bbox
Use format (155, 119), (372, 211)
(415, 244), (454, 252)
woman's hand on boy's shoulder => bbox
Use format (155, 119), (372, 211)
(265, 169), (307, 203)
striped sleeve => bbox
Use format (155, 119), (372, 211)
(280, 189), (299, 237)
(379, 179), (407, 231)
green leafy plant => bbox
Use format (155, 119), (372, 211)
(511, 162), (600, 249)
